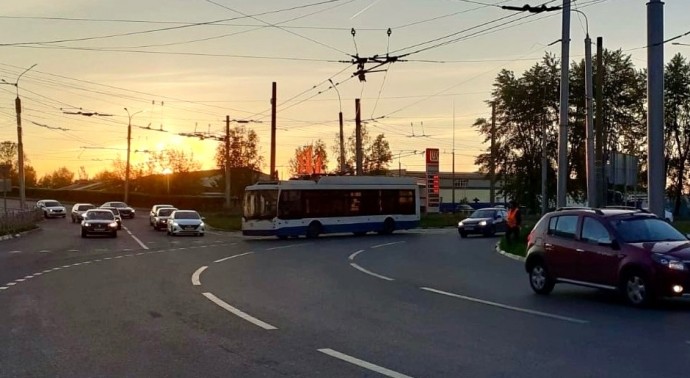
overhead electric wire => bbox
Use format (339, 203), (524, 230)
(0, 0), (350, 47)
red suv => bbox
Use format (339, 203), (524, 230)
(525, 208), (690, 306)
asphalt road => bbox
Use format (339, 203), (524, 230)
(1, 215), (690, 377)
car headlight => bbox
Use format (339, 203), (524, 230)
(199, 222), (205, 227)
(652, 253), (686, 271)
(458, 221), (464, 227)
(172, 222), (179, 227)
(109, 222), (118, 228)
(131, 209), (135, 213)
(84, 223), (91, 227)
(479, 221), (487, 226)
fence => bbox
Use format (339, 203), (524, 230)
(0, 209), (43, 236)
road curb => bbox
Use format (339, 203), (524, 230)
(0, 226), (40, 242)
(494, 241), (526, 262)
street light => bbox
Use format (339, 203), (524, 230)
(123, 107), (143, 203)
(162, 167), (172, 194)
(329, 79), (346, 174)
(1, 63), (37, 210)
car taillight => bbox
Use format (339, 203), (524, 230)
(527, 230), (535, 245)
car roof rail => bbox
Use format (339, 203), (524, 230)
(555, 206), (604, 215)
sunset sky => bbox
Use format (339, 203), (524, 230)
(1, 0), (689, 180)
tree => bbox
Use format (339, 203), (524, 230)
(288, 139), (328, 176)
(150, 148), (201, 174)
(38, 167), (74, 188)
(333, 124), (392, 175)
(0, 141), (17, 165)
(215, 126), (263, 171)
(664, 53), (690, 215)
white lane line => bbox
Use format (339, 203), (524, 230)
(103, 257), (112, 260)
(6, 282), (16, 286)
(61, 265), (70, 268)
(123, 248), (132, 251)
(67, 249), (79, 252)
(371, 241), (406, 249)
(348, 250), (365, 261)
(0, 287), (7, 290)
(317, 348), (413, 378)
(39, 250), (51, 253)
(127, 230), (149, 249)
(135, 252), (144, 256)
(33, 272), (42, 276)
(192, 266), (208, 286)
(23, 275), (33, 279)
(419, 287), (589, 325)
(114, 256), (124, 259)
(265, 243), (312, 251)
(9, 250), (21, 254)
(15, 279), (25, 282)
(350, 263), (394, 281)
(202, 292), (277, 330)
(214, 252), (254, 263)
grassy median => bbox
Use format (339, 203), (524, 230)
(203, 212), (466, 232)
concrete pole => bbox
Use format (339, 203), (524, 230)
(647, 0), (665, 218)
(556, 0), (571, 208)
(595, 37), (605, 207)
(489, 102), (496, 206)
(225, 115), (231, 208)
(452, 100), (456, 208)
(124, 112), (132, 204)
(541, 117), (548, 215)
(585, 34), (595, 207)
(15, 97), (25, 209)
(355, 98), (363, 175)
(339, 111), (345, 173)
(270, 82), (277, 180)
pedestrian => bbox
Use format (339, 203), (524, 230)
(506, 200), (522, 244)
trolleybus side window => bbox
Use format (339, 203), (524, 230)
(243, 190), (278, 220)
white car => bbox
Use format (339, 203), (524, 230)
(153, 207), (178, 231)
(149, 204), (175, 226)
(36, 199), (67, 219)
(167, 210), (205, 236)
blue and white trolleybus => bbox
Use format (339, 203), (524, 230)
(242, 176), (420, 238)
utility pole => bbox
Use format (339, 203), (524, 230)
(225, 115), (231, 208)
(595, 37), (605, 207)
(123, 108), (143, 204)
(452, 100), (456, 209)
(1, 64), (36, 210)
(329, 79), (346, 174)
(270, 82), (277, 180)
(585, 31), (595, 207)
(541, 117), (548, 215)
(355, 98), (363, 175)
(647, 0), (665, 218)
(556, 0), (571, 208)
(489, 102), (496, 206)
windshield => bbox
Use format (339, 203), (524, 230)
(103, 208), (120, 215)
(158, 208), (176, 216)
(174, 212), (200, 220)
(45, 201), (61, 207)
(243, 189), (278, 220)
(610, 217), (686, 243)
(77, 204), (95, 211)
(85, 211), (114, 220)
(469, 209), (496, 219)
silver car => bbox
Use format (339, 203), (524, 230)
(149, 204), (175, 226)
(36, 199), (67, 219)
(153, 207), (177, 231)
(167, 210), (205, 236)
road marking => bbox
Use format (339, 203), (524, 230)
(123, 248), (132, 251)
(67, 249), (79, 252)
(39, 250), (51, 253)
(9, 250), (21, 254)
(61, 265), (70, 268)
(350, 263), (394, 281)
(192, 266), (208, 286)
(82, 261), (92, 264)
(23, 275), (33, 279)
(317, 348), (413, 378)
(114, 256), (123, 259)
(103, 257), (112, 260)
(126, 230), (150, 250)
(419, 287), (589, 325)
(135, 252), (144, 256)
(371, 241), (406, 249)
(6, 282), (16, 286)
(266, 243), (312, 251)
(33, 273), (42, 276)
(348, 250), (365, 261)
(15, 279), (25, 282)
(202, 292), (277, 330)
(214, 252), (254, 263)
(0, 287), (7, 290)
(178, 247), (187, 250)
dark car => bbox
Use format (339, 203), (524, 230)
(100, 207), (123, 230)
(457, 208), (507, 237)
(71, 203), (95, 223)
(101, 201), (135, 219)
(81, 209), (119, 238)
(525, 207), (690, 306)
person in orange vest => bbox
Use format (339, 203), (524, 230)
(505, 200), (522, 244)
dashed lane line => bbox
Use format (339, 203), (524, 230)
(348, 250), (365, 261)
(9, 251), (21, 254)
(214, 252), (254, 264)
(202, 292), (277, 330)
(370, 241), (406, 249)
(318, 348), (413, 378)
(123, 226), (149, 250)
(265, 243), (312, 251)
(419, 287), (589, 325)
(192, 266), (207, 286)
(350, 263), (395, 281)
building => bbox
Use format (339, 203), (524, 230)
(402, 170), (505, 210)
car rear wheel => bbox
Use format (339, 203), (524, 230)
(622, 272), (655, 307)
(306, 221), (321, 239)
(529, 261), (555, 295)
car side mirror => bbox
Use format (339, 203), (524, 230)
(600, 239), (620, 250)
(686, 233), (690, 240)
(495, 215), (502, 220)
(201, 216), (206, 220)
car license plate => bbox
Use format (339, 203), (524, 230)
(465, 226), (474, 231)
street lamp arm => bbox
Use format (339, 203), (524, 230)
(328, 78), (342, 113)
(572, 9), (589, 36)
